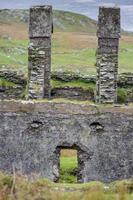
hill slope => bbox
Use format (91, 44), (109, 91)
(0, 9), (133, 76)
(53, 10), (97, 32)
(0, 9), (97, 33)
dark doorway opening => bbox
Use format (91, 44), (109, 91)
(58, 149), (78, 183)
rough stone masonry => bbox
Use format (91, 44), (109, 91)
(0, 101), (132, 183)
(96, 7), (121, 103)
(28, 6), (52, 99)
(0, 6), (132, 184)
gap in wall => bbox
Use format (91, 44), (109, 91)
(59, 149), (78, 183)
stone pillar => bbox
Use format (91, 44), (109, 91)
(96, 7), (121, 103)
(28, 6), (52, 99)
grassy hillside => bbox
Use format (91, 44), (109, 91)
(0, 9), (97, 33)
(53, 10), (97, 32)
(0, 9), (133, 76)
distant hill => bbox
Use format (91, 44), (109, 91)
(0, 9), (132, 36)
(1, 0), (133, 32)
(0, 9), (97, 33)
(0, 9), (133, 78)
(53, 10), (97, 33)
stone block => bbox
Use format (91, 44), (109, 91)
(29, 5), (52, 38)
(97, 7), (121, 38)
(96, 7), (121, 104)
(28, 6), (52, 99)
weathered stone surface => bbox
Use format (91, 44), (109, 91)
(29, 6), (52, 37)
(0, 86), (24, 100)
(0, 101), (132, 183)
(28, 40), (51, 99)
(97, 38), (119, 54)
(1, 69), (133, 101)
(118, 73), (133, 87)
(97, 7), (121, 39)
(96, 7), (121, 104)
(0, 69), (26, 100)
(28, 6), (52, 99)
(51, 87), (94, 101)
(0, 69), (26, 85)
(52, 71), (133, 87)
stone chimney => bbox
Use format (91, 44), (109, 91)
(28, 6), (52, 99)
(96, 7), (121, 103)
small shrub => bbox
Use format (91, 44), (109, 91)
(117, 88), (127, 103)
(2, 176), (13, 188)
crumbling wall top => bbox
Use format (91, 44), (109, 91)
(97, 7), (121, 38)
(0, 101), (133, 115)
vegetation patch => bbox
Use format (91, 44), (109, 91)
(1, 32), (133, 76)
(117, 88), (128, 103)
(59, 156), (78, 183)
(0, 77), (16, 87)
(52, 79), (133, 104)
(0, 74), (132, 104)
(0, 171), (132, 200)
(52, 80), (95, 92)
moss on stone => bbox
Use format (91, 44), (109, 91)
(117, 88), (128, 103)
(0, 77), (16, 87)
(52, 79), (95, 92)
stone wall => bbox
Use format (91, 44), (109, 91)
(1, 69), (133, 101)
(96, 7), (121, 103)
(52, 71), (133, 86)
(51, 87), (94, 101)
(0, 101), (132, 183)
(28, 6), (52, 99)
(0, 70), (26, 100)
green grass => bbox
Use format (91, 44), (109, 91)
(0, 171), (132, 200)
(0, 34), (133, 76)
(119, 42), (133, 73)
(0, 77), (16, 87)
(52, 48), (96, 75)
(0, 9), (133, 76)
(0, 74), (131, 104)
(53, 10), (97, 32)
(117, 88), (128, 103)
(52, 79), (95, 90)
(52, 79), (133, 104)
(0, 38), (28, 73)
(59, 156), (78, 183)
(1, 36), (133, 76)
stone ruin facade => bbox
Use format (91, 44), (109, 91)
(27, 6), (121, 104)
(96, 7), (121, 103)
(28, 6), (52, 99)
(0, 6), (132, 184)
(0, 101), (133, 183)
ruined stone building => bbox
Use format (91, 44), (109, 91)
(0, 6), (132, 183)
(27, 6), (121, 104)
(96, 7), (121, 103)
(28, 6), (52, 99)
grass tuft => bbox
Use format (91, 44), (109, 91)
(0, 77), (16, 87)
(0, 171), (132, 199)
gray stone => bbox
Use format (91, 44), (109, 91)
(51, 87), (94, 101)
(28, 6), (52, 99)
(0, 101), (132, 183)
(96, 7), (121, 104)
(29, 6), (52, 37)
(97, 7), (121, 39)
